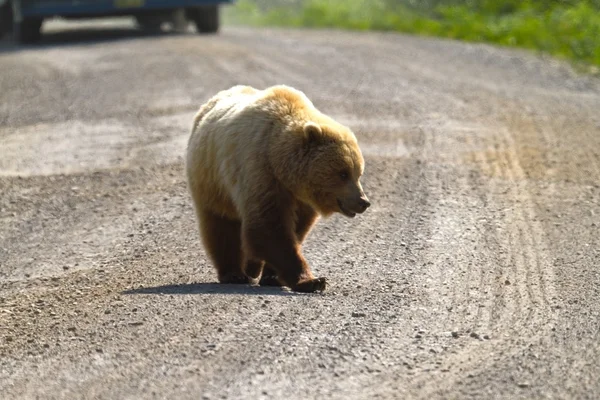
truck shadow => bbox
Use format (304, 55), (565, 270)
(0, 26), (189, 54)
(122, 282), (303, 296)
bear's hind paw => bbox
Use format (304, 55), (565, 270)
(259, 274), (283, 287)
(292, 277), (328, 293)
(219, 275), (251, 285)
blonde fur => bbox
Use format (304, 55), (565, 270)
(185, 84), (368, 291)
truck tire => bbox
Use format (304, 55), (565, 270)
(188, 5), (219, 34)
(14, 18), (42, 44)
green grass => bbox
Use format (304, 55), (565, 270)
(224, 0), (600, 72)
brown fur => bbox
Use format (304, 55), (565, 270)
(186, 85), (369, 292)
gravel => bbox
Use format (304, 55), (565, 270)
(1, 19), (599, 400)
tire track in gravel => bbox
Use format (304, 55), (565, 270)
(463, 122), (556, 336)
(493, 126), (556, 330)
(388, 110), (559, 396)
(450, 93), (600, 397)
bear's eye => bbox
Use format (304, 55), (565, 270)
(339, 171), (349, 180)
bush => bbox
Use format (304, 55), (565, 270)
(225, 0), (600, 69)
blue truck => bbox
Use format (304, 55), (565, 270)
(0, 0), (233, 43)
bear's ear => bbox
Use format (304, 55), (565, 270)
(303, 121), (322, 145)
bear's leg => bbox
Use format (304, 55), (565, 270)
(242, 204), (327, 293)
(198, 209), (248, 284)
(242, 257), (280, 286)
(243, 259), (264, 283)
(294, 201), (319, 243)
(258, 203), (318, 287)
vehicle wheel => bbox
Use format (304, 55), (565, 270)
(13, 18), (42, 44)
(188, 5), (219, 34)
(135, 15), (165, 33)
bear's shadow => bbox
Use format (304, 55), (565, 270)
(122, 282), (304, 296)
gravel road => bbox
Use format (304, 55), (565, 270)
(1, 18), (600, 399)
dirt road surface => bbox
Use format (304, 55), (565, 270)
(1, 18), (599, 399)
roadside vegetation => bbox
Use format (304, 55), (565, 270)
(225, 0), (600, 72)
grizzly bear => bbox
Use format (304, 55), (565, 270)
(186, 85), (370, 293)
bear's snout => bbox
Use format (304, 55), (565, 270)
(357, 196), (371, 213)
(337, 194), (370, 218)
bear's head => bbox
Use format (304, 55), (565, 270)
(297, 121), (370, 218)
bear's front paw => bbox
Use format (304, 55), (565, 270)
(292, 277), (328, 293)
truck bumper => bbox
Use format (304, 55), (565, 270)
(16, 0), (232, 19)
